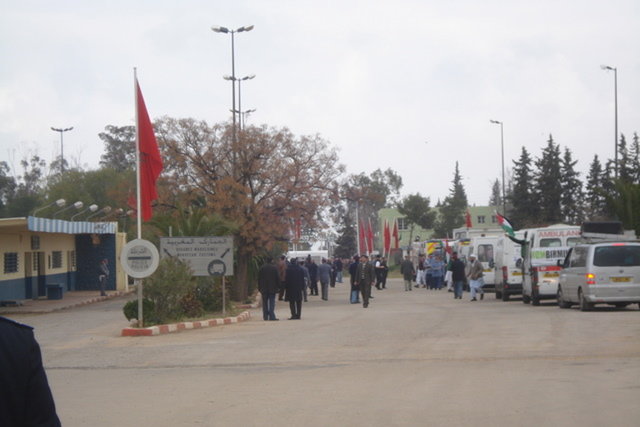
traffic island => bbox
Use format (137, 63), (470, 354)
(121, 310), (251, 337)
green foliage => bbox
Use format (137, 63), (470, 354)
(194, 276), (233, 313)
(603, 180), (640, 237)
(122, 299), (156, 322)
(143, 256), (196, 323)
(433, 162), (468, 237)
(397, 193), (436, 243)
(99, 125), (136, 171)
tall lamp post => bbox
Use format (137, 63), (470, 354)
(490, 119), (506, 215)
(224, 74), (255, 130)
(211, 25), (254, 149)
(50, 126), (74, 172)
(601, 64), (618, 179)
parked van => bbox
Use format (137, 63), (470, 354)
(557, 237), (640, 311)
(494, 232), (524, 301)
(521, 224), (581, 305)
(454, 235), (499, 292)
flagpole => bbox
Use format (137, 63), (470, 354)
(355, 203), (361, 256)
(134, 67), (143, 327)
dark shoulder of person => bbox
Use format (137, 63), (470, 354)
(0, 316), (61, 427)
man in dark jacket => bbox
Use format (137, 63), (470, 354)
(355, 255), (376, 308)
(401, 255), (416, 291)
(285, 258), (305, 319)
(258, 257), (281, 321)
(0, 316), (61, 427)
(449, 251), (467, 299)
(349, 255), (361, 304)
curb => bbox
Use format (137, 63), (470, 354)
(0, 290), (134, 314)
(121, 310), (252, 337)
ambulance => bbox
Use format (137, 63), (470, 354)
(454, 235), (499, 292)
(521, 224), (581, 305)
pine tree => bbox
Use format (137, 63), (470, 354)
(509, 146), (535, 227)
(534, 135), (563, 224)
(488, 178), (501, 208)
(560, 147), (583, 224)
(628, 132), (640, 185)
(618, 134), (634, 184)
(585, 154), (607, 219)
(433, 162), (468, 237)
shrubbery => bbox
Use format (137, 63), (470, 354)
(122, 257), (234, 326)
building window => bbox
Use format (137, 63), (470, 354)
(397, 218), (409, 230)
(4, 252), (19, 274)
(31, 235), (40, 250)
(477, 215), (486, 224)
(491, 215), (497, 223)
(33, 253), (39, 272)
(52, 251), (63, 269)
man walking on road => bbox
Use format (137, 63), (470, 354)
(285, 258), (305, 319)
(449, 251), (466, 299)
(355, 255), (376, 308)
(258, 257), (280, 321)
(400, 255), (415, 291)
(466, 253), (485, 301)
(317, 258), (332, 301)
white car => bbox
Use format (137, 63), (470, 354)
(557, 242), (640, 311)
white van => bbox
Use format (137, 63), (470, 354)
(521, 225), (581, 305)
(557, 241), (640, 311)
(455, 236), (499, 292)
(494, 232), (524, 301)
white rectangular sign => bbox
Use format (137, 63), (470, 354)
(160, 236), (234, 277)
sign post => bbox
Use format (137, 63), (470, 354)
(120, 239), (160, 327)
(160, 236), (234, 316)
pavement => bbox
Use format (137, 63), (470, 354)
(0, 290), (134, 315)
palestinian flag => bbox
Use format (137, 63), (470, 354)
(496, 212), (515, 237)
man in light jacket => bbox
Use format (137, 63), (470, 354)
(466, 253), (485, 301)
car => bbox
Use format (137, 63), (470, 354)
(557, 241), (640, 311)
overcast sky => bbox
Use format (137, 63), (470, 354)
(1, 0), (639, 207)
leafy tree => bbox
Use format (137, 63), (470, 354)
(560, 147), (584, 224)
(159, 118), (343, 300)
(585, 155), (607, 220)
(397, 193), (436, 244)
(99, 125), (136, 171)
(6, 155), (47, 217)
(432, 162), (468, 237)
(510, 146), (535, 227)
(603, 180), (640, 237)
(488, 178), (501, 208)
(533, 135), (563, 224)
(333, 211), (357, 259)
(0, 161), (16, 217)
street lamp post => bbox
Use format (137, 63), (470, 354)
(211, 25), (254, 152)
(224, 74), (255, 130)
(601, 64), (618, 179)
(490, 119), (506, 215)
(50, 126), (74, 172)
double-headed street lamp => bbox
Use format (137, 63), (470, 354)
(211, 25), (254, 147)
(50, 126), (73, 172)
(600, 64), (618, 179)
(223, 74), (255, 130)
(490, 119), (506, 215)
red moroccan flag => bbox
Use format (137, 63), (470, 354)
(359, 219), (367, 254)
(367, 218), (374, 254)
(383, 219), (391, 254)
(136, 79), (163, 221)
(392, 219), (399, 249)
(465, 209), (472, 228)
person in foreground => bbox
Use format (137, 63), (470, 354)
(258, 257), (280, 321)
(466, 253), (485, 301)
(0, 316), (61, 427)
(449, 251), (466, 299)
(355, 254), (376, 308)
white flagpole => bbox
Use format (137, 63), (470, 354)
(134, 67), (143, 327)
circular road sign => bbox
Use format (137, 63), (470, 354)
(120, 239), (160, 278)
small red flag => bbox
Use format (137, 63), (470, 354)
(136, 79), (163, 221)
(367, 219), (374, 254)
(392, 219), (399, 249)
(383, 219), (391, 254)
(359, 219), (367, 254)
(465, 209), (472, 228)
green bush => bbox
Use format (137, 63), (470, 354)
(122, 299), (156, 322)
(180, 290), (204, 318)
(195, 276), (233, 313)
(143, 256), (196, 324)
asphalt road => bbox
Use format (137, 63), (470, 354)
(9, 279), (640, 427)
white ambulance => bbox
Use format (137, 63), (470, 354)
(454, 235), (499, 292)
(521, 224), (581, 305)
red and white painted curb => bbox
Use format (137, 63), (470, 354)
(121, 310), (251, 337)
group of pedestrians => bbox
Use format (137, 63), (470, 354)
(258, 250), (486, 320)
(258, 256), (346, 320)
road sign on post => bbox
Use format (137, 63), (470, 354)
(120, 239), (160, 279)
(160, 236), (234, 276)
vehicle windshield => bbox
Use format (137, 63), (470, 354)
(593, 245), (640, 267)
